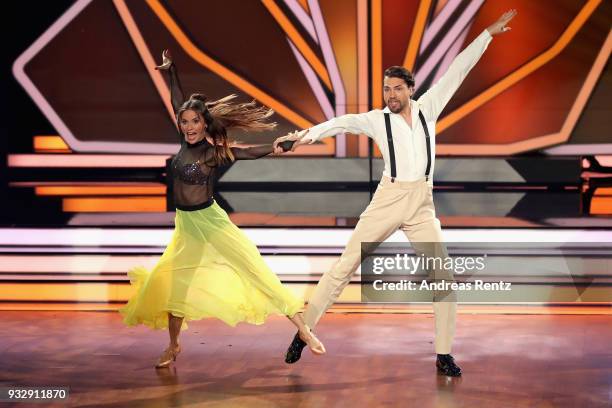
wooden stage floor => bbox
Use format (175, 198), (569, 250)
(1, 311), (611, 407)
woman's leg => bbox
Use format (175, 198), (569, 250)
(168, 312), (183, 348)
(156, 312), (183, 368)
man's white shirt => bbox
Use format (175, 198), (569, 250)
(303, 29), (493, 187)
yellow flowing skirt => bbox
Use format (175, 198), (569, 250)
(119, 201), (303, 330)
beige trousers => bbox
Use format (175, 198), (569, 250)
(304, 176), (456, 354)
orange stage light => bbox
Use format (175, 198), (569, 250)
(8, 154), (170, 168)
(33, 135), (71, 152)
(371, 0), (382, 110)
(594, 187), (612, 196)
(591, 197), (612, 215)
(63, 197), (166, 212)
(37, 186), (166, 196)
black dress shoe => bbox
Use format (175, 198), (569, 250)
(436, 354), (462, 377)
(285, 332), (307, 364)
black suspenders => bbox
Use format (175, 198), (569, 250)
(383, 113), (397, 182)
(383, 111), (431, 183)
(419, 111), (432, 182)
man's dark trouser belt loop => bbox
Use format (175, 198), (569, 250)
(383, 113), (396, 183)
(419, 111), (432, 183)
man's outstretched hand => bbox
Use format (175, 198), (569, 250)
(273, 129), (310, 153)
(487, 9), (517, 36)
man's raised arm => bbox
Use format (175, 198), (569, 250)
(418, 9), (517, 120)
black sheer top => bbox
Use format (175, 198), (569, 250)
(165, 64), (274, 210)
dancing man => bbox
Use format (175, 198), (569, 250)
(274, 10), (517, 376)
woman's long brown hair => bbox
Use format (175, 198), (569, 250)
(177, 94), (276, 165)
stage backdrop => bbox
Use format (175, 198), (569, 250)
(12, 0), (612, 156)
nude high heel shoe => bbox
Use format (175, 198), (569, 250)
(155, 345), (181, 368)
(299, 325), (326, 356)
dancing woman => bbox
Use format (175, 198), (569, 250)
(120, 50), (325, 368)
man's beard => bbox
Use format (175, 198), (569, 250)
(388, 99), (404, 113)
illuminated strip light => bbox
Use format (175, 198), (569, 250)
(0, 228), (173, 247)
(1, 275), (125, 282)
(595, 188), (612, 195)
(1, 248), (170, 254)
(0, 274), (321, 282)
(1, 228), (611, 248)
(419, 0), (462, 51)
(0, 255), (337, 275)
(308, 0), (347, 157)
(36, 186), (166, 196)
(591, 197), (612, 215)
(371, 0), (383, 109)
(34, 135), (70, 152)
(545, 144), (612, 155)
(147, 0), (315, 132)
(402, 0), (432, 71)
(0, 283), (128, 302)
(431, 22), (473, 84)
(283, 0), (318, 43)
(260, 0), (331, 89)
(438, 26), (612, 155)
(288, 40), (334, 120)
(357, 0), (368, 112)
(7, 154), (170, 168)
(0, 283), (316, 302)
(437, 0), (604, 134)
(63, 197), (166, 212)
(11, 181), (165, 187)
(595, 156), (612, 167)
(357, 0), (369, 157)
(0, 303), (115, 310)
(414, 0), (484, 88)
(370, 0), (384, 157)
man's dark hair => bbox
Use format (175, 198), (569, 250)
(383, 66), (415, 87)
